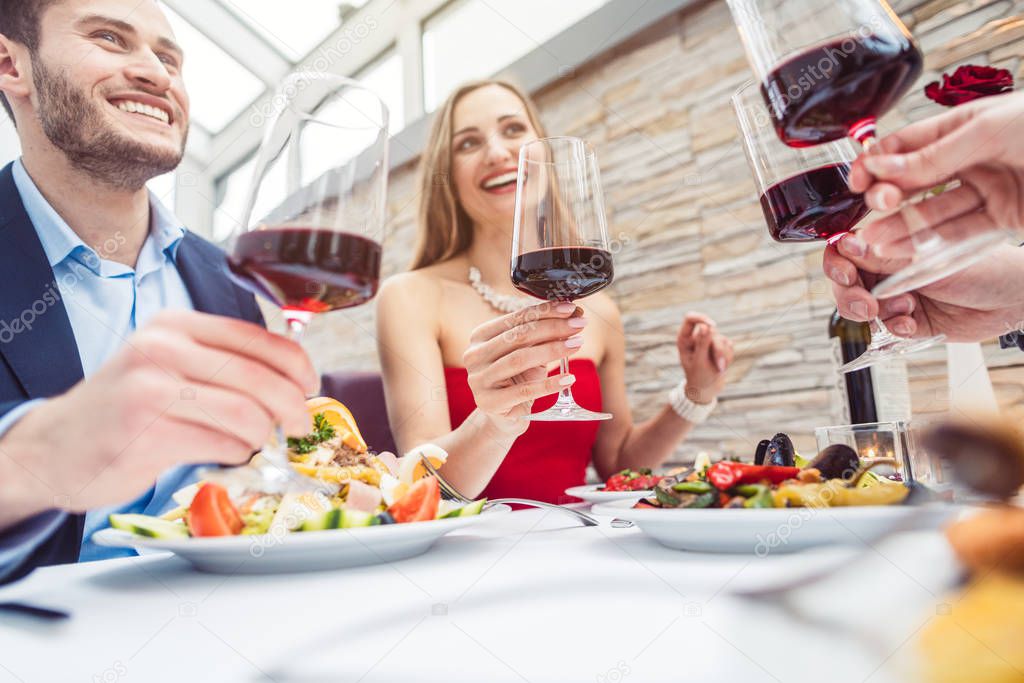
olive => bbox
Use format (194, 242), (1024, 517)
(807, 444), (861, 480)
(764, 433), (796, 467)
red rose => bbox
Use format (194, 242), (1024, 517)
(924, 64), (1014, 107)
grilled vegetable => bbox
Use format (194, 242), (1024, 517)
(706, 462), (800, 490)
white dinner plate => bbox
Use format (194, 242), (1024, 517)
(93, 505), (511, 574)
(591, 499), (961, 554)
(564, 484), (652, 504)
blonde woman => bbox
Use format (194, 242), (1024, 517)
(376, 80), (734, 502)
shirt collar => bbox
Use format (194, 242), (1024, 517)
(11, 158), (187, 275)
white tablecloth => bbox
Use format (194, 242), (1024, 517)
(0, 509), (961, 682)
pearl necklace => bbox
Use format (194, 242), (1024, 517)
(468, 267), (534, 313)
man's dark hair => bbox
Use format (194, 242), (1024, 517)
(0, 1), (61, 125)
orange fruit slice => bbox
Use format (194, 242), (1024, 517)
(305, 397), (367, 452)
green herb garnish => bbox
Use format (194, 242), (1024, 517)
(287, 413), (336, 454)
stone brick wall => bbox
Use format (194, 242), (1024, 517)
(291, 0), (1024, 460)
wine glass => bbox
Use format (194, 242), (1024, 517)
(218, 73), (389, 493)
(725, 0), (1010, 300)
(733, 80), (944, 373)
(511, 136), (614, 421)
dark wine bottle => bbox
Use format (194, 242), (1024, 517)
(828, 309), (912, 425)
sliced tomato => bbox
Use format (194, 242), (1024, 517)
(387, 477), (440, 523)
(187, 483), (243, 537)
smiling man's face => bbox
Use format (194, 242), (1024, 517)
(29, 0), (189, 189)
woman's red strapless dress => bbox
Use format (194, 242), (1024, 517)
(443, 359), (603, 504)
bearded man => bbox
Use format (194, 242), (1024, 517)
(0, 0), (316, 584)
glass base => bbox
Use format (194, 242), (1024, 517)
(872, 230), (1009, 299)
(839, 334), (946, 374)
(524, 393), (612, 422)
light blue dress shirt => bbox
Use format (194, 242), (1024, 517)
(0, 159), (200, 569)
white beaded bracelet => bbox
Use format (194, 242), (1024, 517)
(668, 383), (717, 424)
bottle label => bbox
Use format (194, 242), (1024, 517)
(872, 357), (912, 422)
(828, 336), (852, 424)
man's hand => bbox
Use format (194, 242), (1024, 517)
(0, 311), (317, 523)
(825, 236), (1024, 342)
(849, 91), (1024, 258)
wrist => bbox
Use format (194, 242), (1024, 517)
(0, 404), (60, 524)
(470, 409), (526, 442)
(682, 383), (717, 405)
(669, 383), (717, 424)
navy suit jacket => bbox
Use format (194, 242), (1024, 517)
(0, 162), (264, 584)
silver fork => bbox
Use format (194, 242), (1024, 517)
(419, 456), (600, 527)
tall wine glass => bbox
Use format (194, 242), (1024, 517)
(221, 73), (389, 492)
(511, 137), (614, 421)
(733, 80), (944, 373)
(726, 0), (1009, 300)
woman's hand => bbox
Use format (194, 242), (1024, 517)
(462, 302), (587, 437)
(676, 313), (733, 405)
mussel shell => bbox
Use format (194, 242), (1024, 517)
(765, 433), (796, 467)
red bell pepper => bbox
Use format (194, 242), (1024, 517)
(706, 462), (800, 490)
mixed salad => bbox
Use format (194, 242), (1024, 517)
(634, 433), (911, 510)
(108, 398), (485, 540)
(600, 468), (664, 492)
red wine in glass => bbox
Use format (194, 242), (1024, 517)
(759, 163), (870, 242)
(511, 246), (614, 301)
(761, 33), (923, 147)
(229, 227), (381, 315)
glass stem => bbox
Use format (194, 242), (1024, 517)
(557, 356), (573, 401)
(870, 317), (898, 346)
(270, 312), (311, 462)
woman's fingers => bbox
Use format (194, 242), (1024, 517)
(468, 302), (576, 345)
(477, 337), (582, 387)
(464, 314), (585, 367)
(710, 334), (730, 373)
(484, 373), (576, 415)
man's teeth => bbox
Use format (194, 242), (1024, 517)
(482, 172), (517, 189)
(115, 100), (170, 124)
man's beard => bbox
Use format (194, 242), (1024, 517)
(33, 59), (187, 191)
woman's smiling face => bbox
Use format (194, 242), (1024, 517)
(450, 84), (539, 228)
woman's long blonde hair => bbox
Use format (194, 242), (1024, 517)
(410, 79), (549, 271)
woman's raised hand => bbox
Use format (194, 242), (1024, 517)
(676, 313), (733, 405)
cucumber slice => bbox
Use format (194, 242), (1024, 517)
(109, 514), (189, 539)
(300, 508), (380, 531)
(440, 499), (487, 519)
(300, 508), (342, 531)
(340, 509), (379, 528)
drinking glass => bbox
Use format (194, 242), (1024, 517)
(733, 80), (944, 373)
(726, 0), (1009, 300)
(511, 136), (613, 421)
(220, 73), (389, 492)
